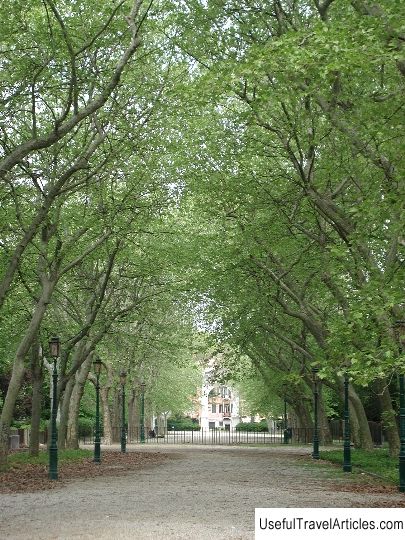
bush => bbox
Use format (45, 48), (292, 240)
(235, 420), (268, 432)
(11, 419), (48, 431)
(167, 417), (201, 431)
(78, 417), (94, 437)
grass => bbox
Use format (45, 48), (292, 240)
(320, 448), (399, 484)
(8, 448), (92, 467)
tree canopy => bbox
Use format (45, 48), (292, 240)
(1, 0), (404, 465)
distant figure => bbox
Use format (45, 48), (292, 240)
(148, 429), (156, 438)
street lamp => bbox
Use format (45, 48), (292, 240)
(120, 371), (127, 453)
(312, 367), (320, 460)
(394, 321), (405, 493)
(343, 370), (352, 472)
(283, 397), (289, 444)
(140, 381), (146, 444)
(48, 336), (60, 480)
(93, 357), (102, 463)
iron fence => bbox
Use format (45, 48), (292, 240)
(15, 420), (386, 448)
(79, 426), (319, 446)
(329, 420), (384, 445)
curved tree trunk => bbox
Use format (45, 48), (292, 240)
(0, 276), (56, 470)
(291, 400), (313, 428)
(128, 388), (140, 442)
(66, 354), (93, 449)
(100, 386), (112, 445)
(29, 337), (43, 456)
(58, 377), (75, 449)
(348, 399), (361, 448)
(318, 386), (333, 444)
(374, 378), (400, 456)
(347, 382), (373, 450)
(111, 388), (121, 443)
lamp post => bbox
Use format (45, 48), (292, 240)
(48, 336), (60, 480)
(140, 382), (146, 444)
(343, 371), (352, 472)
(120, 371), (127, 453)
(394, 321), (405, 493)
(312, 367), (320, 460)
(93, 357), (102, 463)
(283, 397), (289, 444)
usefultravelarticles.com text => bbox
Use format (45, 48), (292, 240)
(255, 508), (405, 539)
(258, 517), (403, 531)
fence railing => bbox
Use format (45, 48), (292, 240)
(79, 426), (320, 446)
(329, 420), (383, 445)
(13, 420), (386, 448)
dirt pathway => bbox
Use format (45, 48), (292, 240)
(0, 445), (403, 540)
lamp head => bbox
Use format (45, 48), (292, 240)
(49, 336), (61, 358)
(93, 357), (102, 376)
(120, 370), (127, 385)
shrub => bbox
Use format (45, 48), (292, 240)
(78, 417), (94, 437)
(167, 417), (201, 431)
(235, 420), (268, 432)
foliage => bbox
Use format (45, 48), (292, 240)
(167, 416), (201, 431)
(1, 0), (405, 461)
(10, 419), (48, 431)
(235, 420), (268, 433)
(78, 417), (94, 438)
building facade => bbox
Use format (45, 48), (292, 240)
(198, 365), (241, 429)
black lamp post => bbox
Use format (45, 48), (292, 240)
(120, 371), (127, 453)
(48, 336), (60, 480)
(93, 357), (102, 463)
(394, 321), (405, 493)
(343, 371), (352, 472)
(283, 397), (289, 444)
(312, 367), (320, 460)
(140, 382), (146, 444)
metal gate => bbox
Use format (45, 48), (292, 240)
(80, 427), (316, 446)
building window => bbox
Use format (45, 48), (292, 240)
(212, 403), (216, 413)
(219, 404), (223, 413)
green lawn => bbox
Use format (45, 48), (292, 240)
(9, 448), (92, 467)
(320, 448), (399, 484)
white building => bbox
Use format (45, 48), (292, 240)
(198, 365), (241, 430)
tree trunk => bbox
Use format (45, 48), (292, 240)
(128, 388), (140, 441)
(318, 386), (333, 444)
(347, 382), (373, 450)
(0, 277), (55, 469)
(291, 400), (313, 428)
(157, 414), (167, 436)
(58, 377), (75, 449)
(29, 337), (43, 456)
(110, 388), (121, 443)
(374, 378), (400, 456)
(100, 386), (112, 445)
(348, 399), (361, 448)
(66, 354), (93, 449)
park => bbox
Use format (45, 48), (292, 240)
(0, 0), (405, 538)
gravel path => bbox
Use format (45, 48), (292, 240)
(1, 445), (404, 540)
